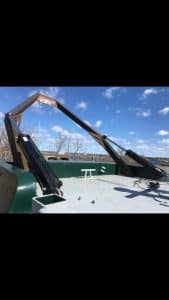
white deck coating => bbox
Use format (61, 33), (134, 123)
(33, 175), (169, 213)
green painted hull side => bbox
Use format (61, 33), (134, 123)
(48, 161), (118, 178)
(3, 163), (36, 213)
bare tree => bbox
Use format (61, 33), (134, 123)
(0, 124), (37, 161)
(0, 124), (12, 160)
(66, 135), (72, 154)
(72, 137), (83, 160)
(55, 133), (67, 155)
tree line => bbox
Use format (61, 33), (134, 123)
(0, 125), (84, 160)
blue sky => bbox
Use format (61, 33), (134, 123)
(0, 86), (169, 157)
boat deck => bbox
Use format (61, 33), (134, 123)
(33, 174), (169, 213)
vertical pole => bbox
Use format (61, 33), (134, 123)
(38, 121), (42, 150)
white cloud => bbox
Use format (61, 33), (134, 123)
(139, 87), (169, 100)
(95, 120), (102, 128)
(156, 130), (169, 136)
(103, 87), (126, 99)
(128, 107), (151, 117)
(52, 125), (85, 140)
(0, 112), (4, 119)
(52, 125), (65, 133)
(104, 87), (120, 99)
(71, 133), (84, 139)
(52, 125), (70, 137)
(76, 101), (87, 111)
(136, 144), (150, 150)
(50, 126), (101, 153)
(137, 139), (144, 144)
(29, 87), (60, 98)
(32, 101), (44, 114)
(84, 120), (91, 127)
(129, 138), (169, 157)
(129, 131), (135, 135)
(31, 125), (89, 153)
(159, 107), (169, 116)
(45, 87), (60, 98)
(135, 143), (164, 156)
(140, 88), (159, 99)
(47, 137), (56, 144)
(136, 109), (151, 117)
(108, 136), (131, 149)
(50, 133), (169, 156)
(28, 90), (38, 97)
(143, 88), (158, 97)
(112, 135), (169, 157)
(83, 137), (95, 145)
(108, 136), (119, 142)
(160, 139), (169, 144)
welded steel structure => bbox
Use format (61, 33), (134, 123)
(4, 93), (166, 199)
